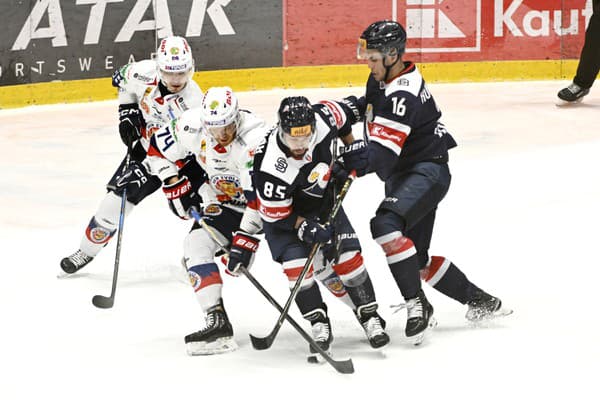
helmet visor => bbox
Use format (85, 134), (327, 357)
(357, 39), (385, 61)
(280, 124), (313, 151)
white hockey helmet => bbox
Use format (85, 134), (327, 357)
(174, 109), (203, 153)
(201, 87), (241, 146)
(156, 36), (194, 92)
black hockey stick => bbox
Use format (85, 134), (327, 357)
(249, 172), (356, 350)
(92, 149), (132, 309)
(189, 208), (354, 374)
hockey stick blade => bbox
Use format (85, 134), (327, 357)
(242, 268), (354, 374)
(249, 332), (277, 350)
(92, 295), (114, 309)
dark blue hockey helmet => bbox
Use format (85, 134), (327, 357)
(358, 20), (407, 59)
(278, 96), (316, 154)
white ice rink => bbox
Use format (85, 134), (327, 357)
(1, 81), (599, 399)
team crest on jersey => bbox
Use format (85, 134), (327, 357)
(203, 204), (223, 216)
(188, 270), (201, 290)
(275, 157), (288, 173)
(85, 224), (112, 244)
(323, 275), (346, 296)
(211, 174), (243, 200)
(302, 162), (330, 198)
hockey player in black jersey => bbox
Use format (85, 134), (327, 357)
(243, 96), (390, 353)
(343, 20), (512, 343)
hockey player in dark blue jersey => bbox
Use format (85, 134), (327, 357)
(341, 20), (512, 344)
(237, 96), (390, 354)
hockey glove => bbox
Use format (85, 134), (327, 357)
(340, 139), (368, 177)
(330, 161), (349, 184)
(227, 231), (260, 276)
(162, 176), (202, 219)
(114, 160), (149, 195)
(297, 219), (333, 245)
(118, 103), (144, 147)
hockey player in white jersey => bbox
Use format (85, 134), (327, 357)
(239, 96), (390, 357)
(146, 87), (267, 355)
(61, 36), (203, 274)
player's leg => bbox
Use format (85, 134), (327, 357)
(557, 3), (600, 103)
(183, 205), (243, 355)
(370, 162), (449, 342)
(263, 225), (332, 354)
(406, 180), (512, 321)
(60, 145), (161, 273)
(316, 208), (389, 348)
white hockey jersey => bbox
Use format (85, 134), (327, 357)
(147, 108), (268, 232)
(115, 59), (203, 150)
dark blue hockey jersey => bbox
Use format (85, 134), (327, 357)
(364, 62), (457, 181)
(252, 100), (353, 231)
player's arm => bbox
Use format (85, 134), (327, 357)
(111, 63), (146, 147)
(147, 123), (204, 219)
(364, 92), (417, 174)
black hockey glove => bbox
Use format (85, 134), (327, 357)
(162, 176), (202, 220)
(111, 68), (124, 87)
(339, 96), (365, 125)
(114, 160), (149, 195)
(118, 103), (144, 147)
(227, 231), (260, 276)
(330, 161), (349, 184)
(340, 139), (368, 177)
(297, 219), (333, 245)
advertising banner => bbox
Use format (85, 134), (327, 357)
(0, 0), (282, 86)
(284, 0), (592, 65)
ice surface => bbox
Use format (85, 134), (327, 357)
(1, 81), (598, 399)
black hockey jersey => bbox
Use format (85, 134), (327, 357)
(253, 101), (353, 231)
(364, 62), (457, 181)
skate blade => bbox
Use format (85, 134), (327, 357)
(186, 337), (238, 356)
(56, 271), (81, 279)
(409, 317), (437, 346)
(555, 97), (584, 107)
(467, 307), (514, 323)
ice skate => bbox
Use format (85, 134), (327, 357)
(60, 250), (94, 274)
(466, 289), (513, 322)
(355, 303), (390, 349)
(557, 83), (589, 105)
(185, 303), (237, 356)
(304, 306), (333, 363)
(405, 290), (436, 345)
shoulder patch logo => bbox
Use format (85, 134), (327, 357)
(275, 157), (288, 173)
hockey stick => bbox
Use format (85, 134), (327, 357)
(249, 171), (356, 350)
(189, 208), (354, 374)
(92, 149), (132, 309)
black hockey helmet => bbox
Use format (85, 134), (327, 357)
(358, 20), (407, 59)
(277, 96), (316, 154)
